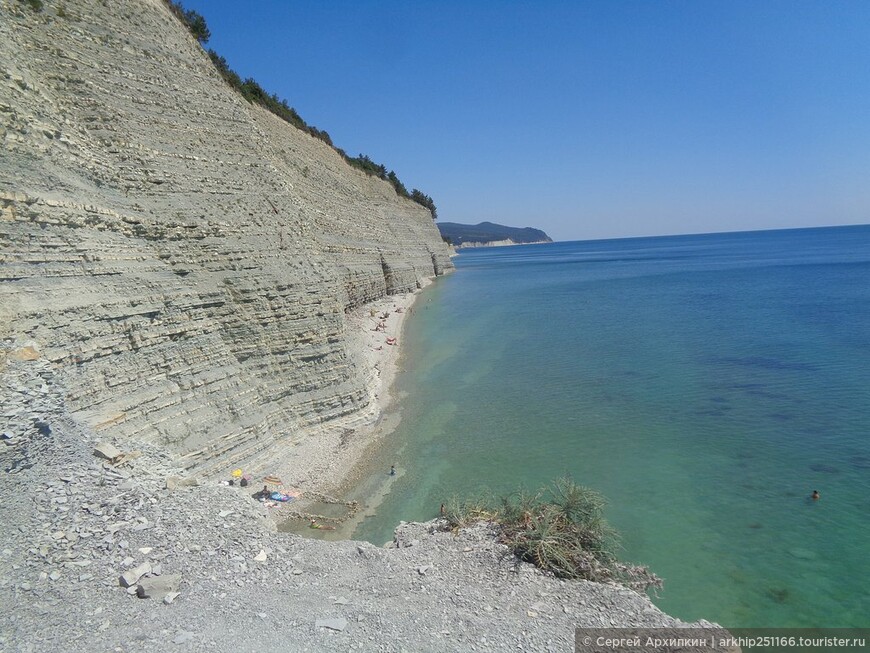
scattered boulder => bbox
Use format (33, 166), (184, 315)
(119, 562), (151, 588)
(165, 476), (199, 491)
(173, 630), (194, 644)
(136, 573), (181, 600)
(315, 618), (348, 632)
(93, 442), (123, 463)
(9, 346), (40, 361)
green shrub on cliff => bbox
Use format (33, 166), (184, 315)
(207, 50), (243, 89)
(166, 1), (210, 44)
(343, 155), (415, 201)
(444, 477), (662, 593)
(411, 189), (437, 220)
(19, 0), (44, 12)
(167, 1), (438, 219)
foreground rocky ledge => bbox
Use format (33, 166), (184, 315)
(0, 346), (716, 653)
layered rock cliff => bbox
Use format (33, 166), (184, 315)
(0, 0), (452, 474)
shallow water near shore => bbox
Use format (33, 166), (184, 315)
(350, 225), (870, 628)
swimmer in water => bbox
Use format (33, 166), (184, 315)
(811, 490), (820, 501)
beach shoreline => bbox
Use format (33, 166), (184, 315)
(245, 278), (437, 535)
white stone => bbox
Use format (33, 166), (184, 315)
(316, 618), (348, 632)
(93, 442), (122, 462)
(173, 631), (193, 644)
(119, 561), (151, 587)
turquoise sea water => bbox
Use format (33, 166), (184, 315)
(351, 225), (870, 628)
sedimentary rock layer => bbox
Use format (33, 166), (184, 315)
(0, 0), (452, 473)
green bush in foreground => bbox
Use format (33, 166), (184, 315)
(444, 477), (663, 593)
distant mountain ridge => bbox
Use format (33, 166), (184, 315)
(437, 221), (553, 248)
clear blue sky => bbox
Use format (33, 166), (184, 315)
(182, 0), (870, 241)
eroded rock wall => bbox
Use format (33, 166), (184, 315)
(0, 0), (452, 474)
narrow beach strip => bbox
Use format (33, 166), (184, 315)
(236, 280), (436, 536)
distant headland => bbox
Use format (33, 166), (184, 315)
(437, 221), (554, 248)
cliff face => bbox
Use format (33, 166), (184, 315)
(0, 0), (452, 474)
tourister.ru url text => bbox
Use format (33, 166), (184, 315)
(575, 627), (870, 652)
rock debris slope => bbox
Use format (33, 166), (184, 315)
(0, 344), (712, 653)
(0, 0), (452, 474)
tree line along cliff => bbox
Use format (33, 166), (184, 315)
(0, 0), (453, 475)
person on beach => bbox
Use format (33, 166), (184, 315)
(390, 465), (396, 476)
(253, 485), (269, 500)
(811, 490), (820, 501)
(440, 503), (445, 516)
